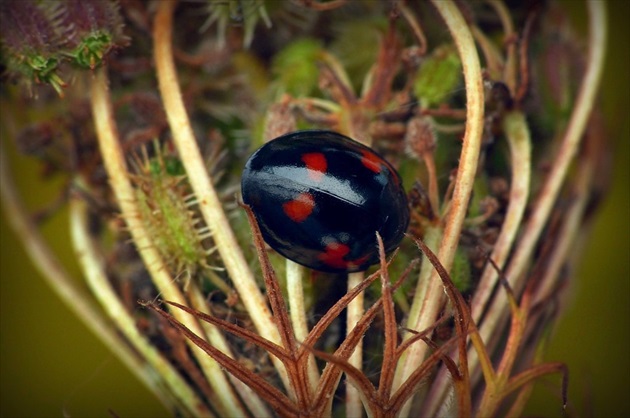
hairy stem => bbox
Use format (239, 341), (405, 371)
(152, 2), (290, 390)
(477, 0), (607, 364)
(472, 111), (532, 323)
(90, 67), (245, 416)
(393, 1), (484, 414)
(69, 189), (210, 416)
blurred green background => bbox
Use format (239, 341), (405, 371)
(2, 3), (628, 417)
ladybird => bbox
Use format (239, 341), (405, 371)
(241, 130), (409, 273)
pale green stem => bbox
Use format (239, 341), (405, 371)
(423, 110), (532, 417)
(152, 0), (290, 391)
(396, 226), (441, 344)
(393, 2), (484, 415)
(487, 152), (594, 416)
(286, 260), (320, 391)
(473, 112), (532, 322)
(425, 2), (607, 414)
(345, 271), (365, 418)
(343, 369), (374, 418)
(69, 190), (211, 417)
(477, 0), (607, 361)
(391, 225), (440, 404)
(90, 67), (245, 417)
(0, 140), (175, 411)
(293, 97), (342, 114)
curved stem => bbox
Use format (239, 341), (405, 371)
(477, 0), (607, 357)
(427, 0), (485, 305)
(400, 4), (428, 54)
(472, 111), (532, 323)
(152, 0), (289, 389)
(393, 2), (485, 414)
(486, 0), (518, 94)
(90, 66), (245, 417)
(0, 140), (168, 409)
(470, 25), (504, 80)
(69, 189), (211, 417)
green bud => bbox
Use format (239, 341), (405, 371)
(413, 44), (462, 108)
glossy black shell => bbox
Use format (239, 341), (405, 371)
(241, 130), (409, 272)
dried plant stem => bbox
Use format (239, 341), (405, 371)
(502, 340), (550, 417)
(400, 4), (428, 55)
(286, 260), (320, 390)
(320, 51), (355, 102)
(532, 139), (595, 306)
(393, 1), (484, 413)
(90, 67), (245, 417)
(186, 284), (271, 417)
(69, 191), (210, 417)
(485, 0), (519, 93)
(346, 271), (365, 418)
(477, 0), (607, 359)
(0, 140), (168, 408)
(152, 0), (290, 389)
(475, 280), (529, 416)
(470, 26), (504, 80)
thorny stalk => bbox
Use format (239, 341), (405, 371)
(68, 186), (210, 416)
(90, 67), (246, 416)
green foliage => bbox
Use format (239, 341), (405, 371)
(271, 38), (323, 97)
(134, 146), (212, 278)
(470, 175), (491, 218)
(0, 0), (127, 94)
(330, 18), (387, 89)
(201, 0), (271, 48)
(16, 53), (66, 95)
(450, 247), (471, 293)
(413, 44), (462, 108)
(66, 32), (114, 70)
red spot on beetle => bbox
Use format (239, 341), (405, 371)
(318, 241), (369, 270)
(241, 130), (410, 272)
(283, 192), (315, 222)
(302, 152), (327, 181)
(360, 150), (382, 173)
